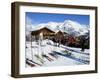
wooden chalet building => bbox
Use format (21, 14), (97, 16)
(31, 27), (55, 41)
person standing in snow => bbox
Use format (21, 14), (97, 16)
(80, 35), (86, 52)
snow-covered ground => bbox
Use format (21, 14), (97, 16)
(25, 39), (90, 67)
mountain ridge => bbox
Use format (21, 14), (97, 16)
(26, 20), (89, 36)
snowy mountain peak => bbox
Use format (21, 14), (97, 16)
(60, 20), (89, 36)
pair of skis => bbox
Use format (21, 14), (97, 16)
(42, 54), (54, 61)
(26, 58), (42, 67)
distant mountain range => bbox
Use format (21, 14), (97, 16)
(26, 20), (89, 36)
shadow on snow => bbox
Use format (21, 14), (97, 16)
(53, 51), (90, 64)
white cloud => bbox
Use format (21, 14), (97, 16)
(26, 17), (37, 31)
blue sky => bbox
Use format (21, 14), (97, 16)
(26, 12), (90, 25)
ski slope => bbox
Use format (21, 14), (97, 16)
(26, 39), (90, 67)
